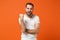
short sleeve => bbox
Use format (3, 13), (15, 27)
(35, 16), (40, 24)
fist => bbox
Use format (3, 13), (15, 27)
(19, 14), (24, 20)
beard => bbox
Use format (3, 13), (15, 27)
(26, 11), (32, 16)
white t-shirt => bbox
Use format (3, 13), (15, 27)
(19, 14), (40, 40)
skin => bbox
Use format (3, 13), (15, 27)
(19, 4), (40, 34)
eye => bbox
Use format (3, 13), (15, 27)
(30, 8), (33, 10)
(27, 8), (29, 9)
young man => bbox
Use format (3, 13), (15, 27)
(18, 3), (40, 40)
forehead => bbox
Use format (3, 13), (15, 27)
(26, 5), (33, 8)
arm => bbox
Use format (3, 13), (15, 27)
(18, 14), (27, 33)
(26, 23), (40, 34)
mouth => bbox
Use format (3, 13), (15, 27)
(28, 11), (32, 13)
(27, 12), (32, 16)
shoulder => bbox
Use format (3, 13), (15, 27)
(33, 14), (40, 23)
(34, 15), (40, 19)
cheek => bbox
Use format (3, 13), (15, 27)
(31, 10), (33, 12)
(31, 10), (32, 11)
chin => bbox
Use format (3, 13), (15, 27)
(27, 14), (30, 16)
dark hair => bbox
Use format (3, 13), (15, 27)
(25, 3), (34, 8)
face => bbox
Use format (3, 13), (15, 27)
(25, 5), (34, 16)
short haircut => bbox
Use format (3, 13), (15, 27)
(25, 3), (34, 8)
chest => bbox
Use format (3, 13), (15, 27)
(24, 16), (36, 29)
(25, 17), (35, 24)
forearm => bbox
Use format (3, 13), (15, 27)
(19, 14), (27, 34)
(21, 21), (26, 33)
(26, 29), (37, 34)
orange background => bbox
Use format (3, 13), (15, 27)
(0, 0), (60, 40)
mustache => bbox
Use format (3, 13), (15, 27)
(29, 11), (31, 12)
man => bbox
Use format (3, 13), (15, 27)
(18, 3), (40, 40)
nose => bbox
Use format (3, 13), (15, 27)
(28, 9), (31, 12)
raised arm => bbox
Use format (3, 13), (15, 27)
(18, 14), (27, 34)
